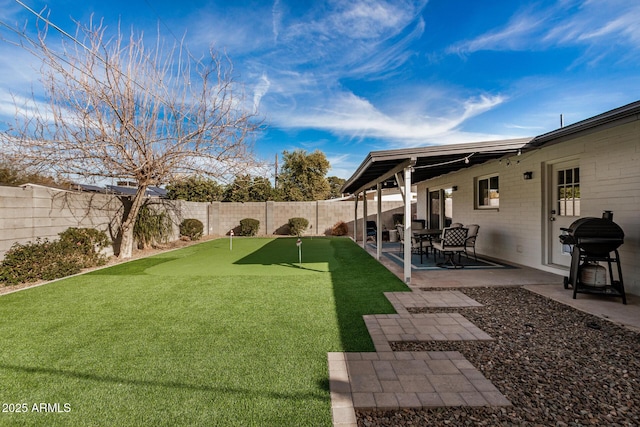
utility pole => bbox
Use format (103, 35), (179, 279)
(274, 153), (278, 188)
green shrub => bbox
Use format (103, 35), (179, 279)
(0, 227), (110, 285)
(288, 217), (309, 236)
(239, 218), (260, 236)
(134, 204), (173, 249)
(180, 218), (204, 240)
(331, 221), (349, 236)
(58, 227), (110, 268)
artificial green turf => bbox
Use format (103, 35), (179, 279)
(0, 237), (408, 426)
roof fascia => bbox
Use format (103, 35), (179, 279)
(341, 138), (532, 194)
(526, 101), (640, 149)
(350, 158), (415, 195)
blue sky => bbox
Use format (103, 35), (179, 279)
(1, 0), (639, 179)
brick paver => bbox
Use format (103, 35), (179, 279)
(384, 290), (483, 314)
(328, 288), (510, 427)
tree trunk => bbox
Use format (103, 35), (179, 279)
(117, 185), (148, 259)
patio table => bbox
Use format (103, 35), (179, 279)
(413, 228), (442, 263)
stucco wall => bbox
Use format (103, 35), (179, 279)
(416, 120), (640, 294)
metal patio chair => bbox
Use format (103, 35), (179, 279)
(433, 227), (469, 269)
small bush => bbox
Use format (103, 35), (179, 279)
(180, 218), (204, 240)
(288, 217), (309, 236)
(331, 221), (349, 236)
(239, 218), (260, 236)
(58, 227), (110, 267)
(0, 228), (110, 285)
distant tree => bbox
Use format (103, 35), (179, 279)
(0, 160), (67, 188)
(223, 174), (274, 202)
(278, 149), (330, 201)
(1, 16), (260, 258)
(223, 174), (252, 202)
(166, 176), (224, 202)
(0, 162), (23, 186)
(327, 176), (346, 199)
(249, 176), (274, 202)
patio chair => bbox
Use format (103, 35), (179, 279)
(464, 224), (479, 261)
(366, 221), (377, 242)
(432, 227), (469, 269)
(396, 224), (422, 255)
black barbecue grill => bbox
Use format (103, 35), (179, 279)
(559, 212), (626, 304)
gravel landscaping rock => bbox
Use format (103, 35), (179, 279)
(357, 286), (640, 426)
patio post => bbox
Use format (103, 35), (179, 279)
(353, 192), (358, 241)
(362, 190), (368, 247)
(376, 182), (382, 260)
(403, 166), (412, 284)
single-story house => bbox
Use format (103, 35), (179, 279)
(341, 100), (639, 295)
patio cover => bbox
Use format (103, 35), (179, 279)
(341, 137), (533, 284)
(341, 99), (640, 284)
(341, 138), (532, 196)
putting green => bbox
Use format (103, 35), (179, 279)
(144, 237), (338, 277)
(0, 236), (407, 426)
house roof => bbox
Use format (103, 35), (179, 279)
(525, 99), (640, 149)
(106, 185), (167, 197)
(341, 100), (640, 195)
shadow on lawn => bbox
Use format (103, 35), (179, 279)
(234, 237), (338, 272)
(0, 363), (326, 402)
(87, 256), (180, 276)
(235, 237), (408, 352)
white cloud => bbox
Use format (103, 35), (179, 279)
(253, 73), (271, 112)
(271, 0), (283, 43)
(268, 89), (506, 146)
(447, 12), (546, 55)
(448, 1), (640, 57)
(347, 16), (425, 79)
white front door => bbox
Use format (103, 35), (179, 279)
(548, 160), (581, 268)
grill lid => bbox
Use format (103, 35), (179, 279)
(565, 217), (624, 239)
(560, 217), (624, 255)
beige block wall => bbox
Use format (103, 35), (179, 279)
(208, 200), (406, 237)
(0, 185), (124, 258)
(0, 187), (405, 259)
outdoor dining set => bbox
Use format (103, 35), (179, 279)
(394, 222), (480, 269)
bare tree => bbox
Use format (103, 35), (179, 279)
(1, 14), (261, 258)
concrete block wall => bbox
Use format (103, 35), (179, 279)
(0, 185), (123, 258)
(269, 201), (317, 235)
(214, 202), (267, 236)
(0, 186), (405, 259)
(208, 200), (406, 237)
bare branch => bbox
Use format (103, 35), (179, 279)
(1, 12), (262, 257)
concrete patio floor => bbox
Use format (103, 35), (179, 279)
(365, 242), (640, 331)
(329, 242), (640, 427)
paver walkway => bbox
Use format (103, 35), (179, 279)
(385, 290), (483, 313)
(328, 290), (511, 427)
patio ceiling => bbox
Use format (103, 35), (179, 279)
(341, 137), (533, 195)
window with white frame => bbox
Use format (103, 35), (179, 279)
(557, 167), (580, 216)
(477, 174), (499, 209)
